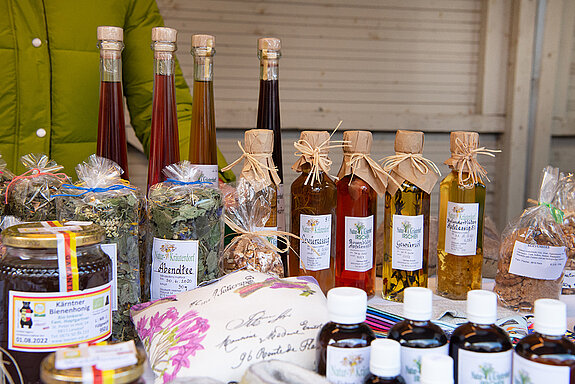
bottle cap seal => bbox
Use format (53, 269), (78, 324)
(97, 26), (123, 41)
(369, 339), (401, 377)
(327, 287), (367, 324)
(420, 355), (454, 384)
(403, 287), (432, 321)
(534, 299), (566, 336)
(152, 27), (177, 43)
(258, 37), (281, 51)
(192, 34), (215, 48)
(466, 290), (497, 325)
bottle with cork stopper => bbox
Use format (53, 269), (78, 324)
(387, 287), (448, 384)
(449, 290), (512, 384)
(365, 339), (406, 384)
(96, 26), (129, 180)
(317, 287), (376, 384)
(513, 299), (575, 383)
(420, 355), (454, 384)
(147, 27), (180, 191)
(188, 34), (218, 187)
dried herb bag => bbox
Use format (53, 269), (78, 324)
(56, 155), (141, 341)
(0, 156), (14, 218)
(7, 153), (69, 221)
(494, 166), (568, 311)
(146, 161), (224, 301)
(553, 173), (575, 294)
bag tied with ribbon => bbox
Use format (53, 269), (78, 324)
(552, 173), (575, 294)
(0, 155), (14, 218)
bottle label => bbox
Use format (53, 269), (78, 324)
(277, 184), (286, 232)
(193, 164), (219, 188)
(513, 352), (570, 384)
(401, 344), (448, 384)
(562, 270), (575, 290)
(445, 201), (479, 256)
(100, 243), (118, 311)
(326, 345), (371, 384)
(8, 283), (112, 352)
(254, 226), (278, 247)
(345, 215), (374, 272)
(509, 241), (567, 280)
(458, 349), (512, 384)
(299, 214), (332, 271)
(392, 214), (424, 271)
(151, 238), (199, 301)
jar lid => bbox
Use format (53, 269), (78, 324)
(2, 221), (105, 248)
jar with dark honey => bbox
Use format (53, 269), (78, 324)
(0, 221), (113, 384)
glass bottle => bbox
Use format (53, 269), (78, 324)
(437, 131), (485, 300)
(387, 287), (448, 384)
(420, 355), (454, 384)
(514, 299), (575, 383)
(147, 27), (180, 191)
(449, 290), (512, 384)
(188, 34), (218, 186)
(317, 287), (376, 384)
(382, 131), (433, 302)
(365, 339), (406, 384)
(96, 26), (129, 180)
(336, 130), (378, 297)
(289, 131), (337, 294)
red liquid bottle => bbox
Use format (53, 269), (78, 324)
(96, 26), (129, 180)
(147, 27), (180, 190)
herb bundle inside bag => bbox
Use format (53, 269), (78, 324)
(553, 173), (575, 294)
(6, 153), (69, 221)
(0, 155), (14, 217)
(56, 155), (141, 341)
(145, 161), (224, 301)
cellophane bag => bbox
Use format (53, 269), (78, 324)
(553, 173), (575, 294)
(145, 161), (223, 302)
(56, 155), (141, 341)
(494, 166), (568, 311)
(221, 179), (284, 277)
(7, 153), (69, 221)
(0, 155), (14, 217)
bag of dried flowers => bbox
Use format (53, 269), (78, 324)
(55, 155), (141, 341)
(553, 173), (575, 294)
(494, 166), (568, 311)
(145, 161), (223, 302)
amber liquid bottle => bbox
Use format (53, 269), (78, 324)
(513, 299), (575, 383)
(96, 26), (129, 180)
(189, 34), (218, 186)
(147, 27), (180, 191)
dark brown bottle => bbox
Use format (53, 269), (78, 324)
(365, 339), (406, 384)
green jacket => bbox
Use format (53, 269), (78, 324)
(0, 0), (234, 182)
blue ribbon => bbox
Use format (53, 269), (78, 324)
(53, 183), (137, 197)
(165, 178), (212, 186)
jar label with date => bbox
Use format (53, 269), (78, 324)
(401, 344), (448, 384)
(445, 201), (479, 256)
(326, 345), (371, 384)
(457, 348), (512, 384)
(151, 238), (199, 301)
(513, 353), (569, 384)
(8, 283), (112, 352)
(300, 214), (332, 271)
(344, 215), (374, 272)
(392, 214), (424, 271)
(509, 241), (566, 280)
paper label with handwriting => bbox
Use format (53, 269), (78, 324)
(300, 214), (332, 271)
(193, 164), (219, 188)
(513, 353), (569, 384)
(457, 349), (511, 384)
(445, 201), (479, 256)
(55, 340), (138, 370)
(392, 214), (424, 271)
(509, 241), (567, 280)
(151, 238), (198, 300)
(277, 184), (286, 232)
(562, 270), (575, 290)
(401, 344), (448, 384)
(345, 216), (374, 273)
(327, 345), (371, 384)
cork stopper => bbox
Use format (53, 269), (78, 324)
(299, 131), (330, 154)
(97, 26), (123, 41)
(450, 131), (479, 154)
(245, 129), (274, 154)
(343, 131), (372, 155)
(192, 34), (215, 48)
(394, 130), (424, 154)
(258, 37), (281, 51)
(152, 27), (177, 42)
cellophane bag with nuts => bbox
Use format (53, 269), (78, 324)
(56, 155), (141, 341)
(494, 166), (568, 311)
(221, 179), (284, 277)
(7, 153), (69, 221)
(553, 173), (575, 294)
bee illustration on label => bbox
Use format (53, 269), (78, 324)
(19, 301), (33, 328)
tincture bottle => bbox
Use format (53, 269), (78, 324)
(513, 299), (575, 383)
(365, 339), (406, 384)
(387, 287), (448, 384)
(317, 287), (376, 384)
(420, 355), (454, 384)
(449, 290), (512, 384)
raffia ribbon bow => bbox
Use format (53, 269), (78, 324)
(222, 141), (281, 188)
(293, 138), (335, 186)
(446, 138), (500, 186)
(382, 152), (441, 177)
(345, 153), (401, 195)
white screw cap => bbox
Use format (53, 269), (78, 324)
(403, 287), (432, 321)
(466, 290), (497, 325)
(369, 339), (401, 378)
(327, 287), (367, 325)
(420, 355), (454, 384)
(534, 299), (566, 336)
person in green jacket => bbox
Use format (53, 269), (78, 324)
(0, 0), (235, 182)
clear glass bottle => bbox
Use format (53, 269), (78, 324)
(96, 26), (129, 180)
(420, 355), (454, 384)
(449, 290), (512, 384)
(513, 299), (575, 383)
(365, 339), (406, 384)
(387, 287), (448, 384)
(317, 287), (376, 384)
(189, 34), (218, 186)
(147, 27), (180, 191)
(437, 131), (485, 300)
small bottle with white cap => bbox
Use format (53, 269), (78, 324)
(387, 287), (448, 384)
(365, 339), (406, 383)
(317, 287), (376, 384)
(420, 355), (454, 384)
(449, 290), (512, 384)
(513, 299), (575, 384)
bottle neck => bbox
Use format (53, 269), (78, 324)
(260, 58), (279, 81)
(193, 48), (214, 81)
(99, 40), (123, 82)
(152, 42), (176, 76)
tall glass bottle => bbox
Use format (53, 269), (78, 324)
(147, 27), (180, 190)
(437, 131), (485, 300)
(290, 131), (337, 294)
(189, 34), (218, 186)
(96, 26), (129, 180)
